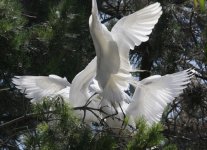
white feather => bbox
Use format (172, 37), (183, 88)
(12, 75), (70, 103)
(89, 1), (162, 105)
(12, 1), (194, 128)
(69, 57), (102, 123)
(111, 2), (162, 74)
(126, 69), (193, 125)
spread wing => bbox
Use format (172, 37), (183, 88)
(111, 2), (162, 72)
(12, 75), (70, 103)
(126, 69), (193, 125)
(69, 57), (102, 123)
(69, 57), (97, 107)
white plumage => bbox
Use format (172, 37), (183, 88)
(69, 57), (101, 122)
(12, 75), (70, 103)
(111, 2), (162, 74)
(12, 0), (194, 127)
(127, 69), (194, 125)
(89, 0), (163, 105)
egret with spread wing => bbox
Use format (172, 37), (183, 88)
(12, 0), (194, 127)
(89, 0), (162, 119)
(89, 0), (163, 109)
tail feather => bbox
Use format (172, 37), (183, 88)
(102, 74), (131, 104)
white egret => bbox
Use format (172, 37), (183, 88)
(12, 0), (194, 127)
(89, 0), (163, 105)
(12, 57), (101, 123)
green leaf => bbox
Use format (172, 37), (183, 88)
(199, 0), (206, 12)
(194, 0), (198, 7)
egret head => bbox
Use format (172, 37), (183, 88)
(91, 0), (98, 15)
(89, 0), (99, 27)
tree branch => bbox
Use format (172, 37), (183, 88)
(0, 111), (54, 129)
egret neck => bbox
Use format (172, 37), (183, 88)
(89, 0), (120, 90)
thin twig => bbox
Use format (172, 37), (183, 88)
(0, 111), (54, 129)
(0, 88), (10, 92)
(21, 13), (37, 18)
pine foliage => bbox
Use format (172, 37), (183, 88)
(24, 97), (93, 150)
(23, 97), (175, 150)
(0, 0), (206, 149)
